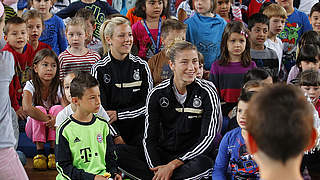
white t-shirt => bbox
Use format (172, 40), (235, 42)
(299, 0), (318, 15)
(55, 104), (110, 127)
(23, 80), (62, 109)
(265, 38), (283, 73)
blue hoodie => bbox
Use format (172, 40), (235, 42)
(185, 13), (226, 70)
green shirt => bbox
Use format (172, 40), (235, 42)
(56, 114), (117, 180)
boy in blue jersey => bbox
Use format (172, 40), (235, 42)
(55, 72), (122, 180)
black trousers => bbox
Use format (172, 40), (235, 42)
(116, 144), (214, 180)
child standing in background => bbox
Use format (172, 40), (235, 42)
(3, 17), (35, 120)
(132, 0), (165, 60)
(309, 3), (320, 34)
(22, 10), (51, 53)
(58, 17), (100, 80)
(210, 21), (256, 117)
(74, 8), (102, 53)
(185, 0), (227, 71)
(262, 3), (287, 81)
(31, 0), (68, 55)
(23, 49), (64, 170)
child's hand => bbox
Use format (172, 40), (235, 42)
(94, 175), (107, 180)
(16, 107), (27, 120)
(107, 111), (118, 124)
(114, 174), (122, 180)
(46, 115), (56, 129)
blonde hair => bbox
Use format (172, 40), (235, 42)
(66, 17), (87, 33)
(263, 3), (287, 19)
(100, 17), (131, 56)
(166, 40), (198, 62)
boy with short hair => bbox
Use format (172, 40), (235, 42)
(248, 13), (279, 82)
(2, 16), (35, 120)
(310, 2), (320, 34)
(56, 72), (122, 180)
(75, 8), (102, 52)
(262, 3), (287, 81)
(275, 0), (312, 72)
(246, 84), (317, 180)
(148, 19), (187, 86)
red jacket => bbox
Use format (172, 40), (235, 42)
(2, 43), (35, 111)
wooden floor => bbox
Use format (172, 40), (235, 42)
(25, 158), (57, 180)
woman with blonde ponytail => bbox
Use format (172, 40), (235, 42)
(91, 16), (153, 147)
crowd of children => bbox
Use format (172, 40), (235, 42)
(0, 0), (320, 179)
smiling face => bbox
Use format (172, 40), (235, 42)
(107, 23), (133, 59)
(145, 0), (164, 19)
(26, 17), (43, 43)
(249, 23), (269, 48)
(5, 23), (28, 53)
(237, 100), (249, 129)
(310, 11), (320, 33)
(170, 49), (199, 86)
(34, 56), (57, 82)
(269, 16), (286, 36)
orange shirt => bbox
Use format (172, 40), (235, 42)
(126, 7), (142, 26)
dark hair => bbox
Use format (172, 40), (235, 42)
(31, 49), (60, 107)
(296, 44), (320, 71)
(259, 1), (273, 13)
(298, 31), (320, 49)
(310, 2), (320, 17)
(75, 8), (95, 26)
(4, 16), (25, 35)
(70, 71), (99, 99)
(219, 21), (252, 67)
(247, 84), (314, 164)
(188, 0), (194, 10)
(239, 88), (255, 102)
(243, 68), (272, 84)
(299, 69), (320, 86)
(247, 13), (269, 31)
(134, 0), (170, 19)
(161, 19), (187, 38)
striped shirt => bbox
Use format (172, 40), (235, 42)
(58, 49), (100, 80)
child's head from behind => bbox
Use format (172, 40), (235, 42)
(296, 44), (320, 72)
(4, 17), (28, 53)
(298, 31), (320, 50)
(22, 10), (44, 43)
(134, 0), (165, 19)
(75, 8), (96, 46)
(248, 13), (269, 48)
(66, 17), (87, 49)
(31, 0), (52, 16)
(299, 69), (320, 103)
(161, 19), (187, 48)
(100, 17), (132, 56)
(220, 21), (251, 66)
(194, 0), (217, 15)
(32, 49), (59, 106)
(310, 3), (320, 33)
(216, 0), (231, 19)
(262, 3), (287, 37)
(243, 68), (273, 85)
(70, 71), (100, 113)
(247, 84), (315, 164)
